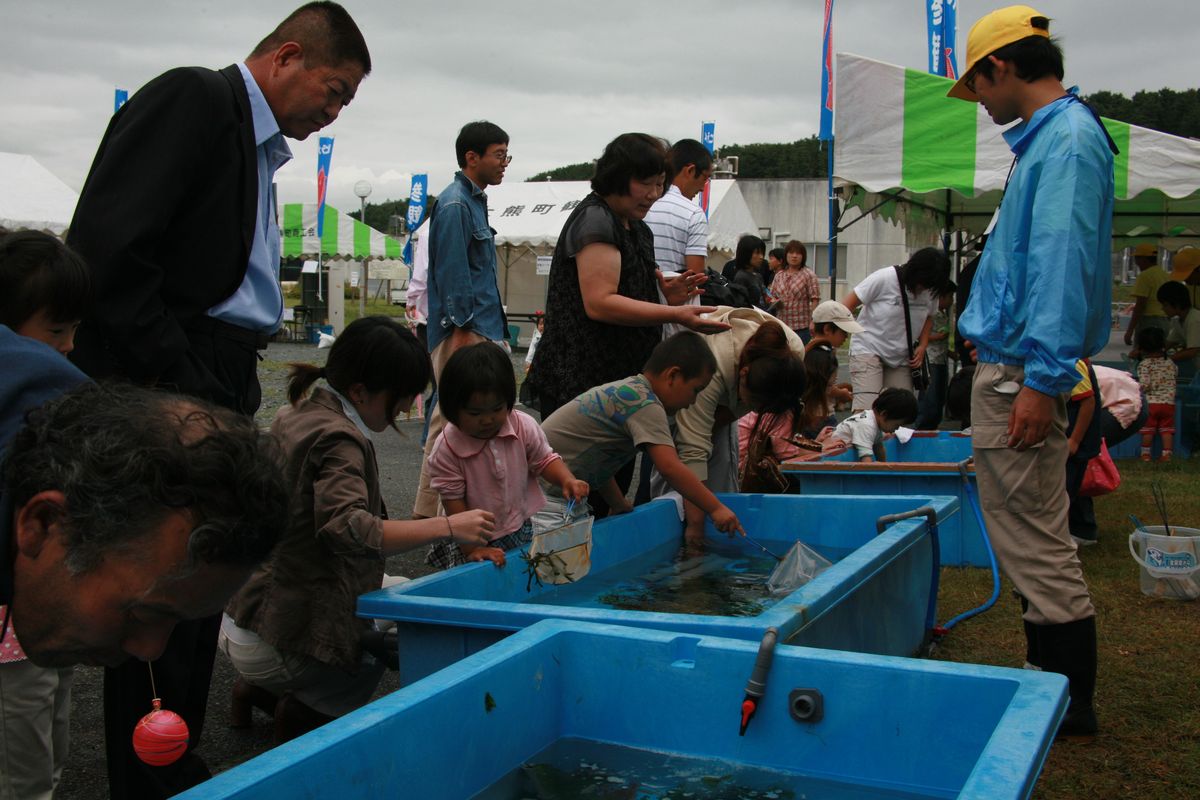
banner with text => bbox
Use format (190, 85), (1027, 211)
(316, 136), (334, 238)
(925, 0), (958, 78)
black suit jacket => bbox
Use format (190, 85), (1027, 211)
(68, 64), (257, 400)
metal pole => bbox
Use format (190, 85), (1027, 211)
(359, 196), (367, 318)
(827, 138), (839, 300)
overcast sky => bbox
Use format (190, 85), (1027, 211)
(4, 0), (1198, 214)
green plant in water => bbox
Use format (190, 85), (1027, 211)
(521, 549), (575, 592)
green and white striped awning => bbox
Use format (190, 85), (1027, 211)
(281, 203), (404, 260)
(834, 53), (1200, 241)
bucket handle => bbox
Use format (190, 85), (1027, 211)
(1128, 533), (1200, 576)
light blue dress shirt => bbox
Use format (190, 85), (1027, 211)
(207, 63), (292, 332)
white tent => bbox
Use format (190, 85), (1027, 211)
(832, 53), (1200, 245)
(0, 152), (79, 235)
(280, 203), (405, 260)
(484, 179), (759, 253)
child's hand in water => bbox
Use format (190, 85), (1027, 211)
(447, 509), (495, 548)
(465, 546), (507, 567)
(710, 505), (745, 537)
(561, 479), (591, 503)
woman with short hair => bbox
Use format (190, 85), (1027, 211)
(528, 133), (728, 415)
(527, 133), (728, 514)
(770, 240), (821, 342)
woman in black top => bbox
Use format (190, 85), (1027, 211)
(527, 133), (726, 415)
(728, 234), (769, 309)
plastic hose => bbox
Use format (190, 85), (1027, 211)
(739, 627), (778, 736)
(937, 459), (1001, 633)
(875, 506), (940, 635)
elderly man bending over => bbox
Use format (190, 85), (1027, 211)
(1, 383), (287, 670)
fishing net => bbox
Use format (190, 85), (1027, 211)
(525, 502), (593, 587)
(766, 541), (832, 595)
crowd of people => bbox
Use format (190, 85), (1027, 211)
(2, 2), (1198, 797)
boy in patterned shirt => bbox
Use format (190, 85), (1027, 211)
(540, 332), (743, 537)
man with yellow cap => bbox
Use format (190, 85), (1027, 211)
(1124, 243), (1170, 349)
(949, 5), (1117, 741)
(1168, 247), (1200, 309)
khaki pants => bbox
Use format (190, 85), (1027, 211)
(413, 330), (488, 518)
(849, 353), (913, 411)
(0, 661), (73, 800)
(971, 363), (1094, 625)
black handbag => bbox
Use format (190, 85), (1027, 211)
(896, 266), (931, 392)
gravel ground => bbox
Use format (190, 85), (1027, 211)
(56, 340), (460, 798)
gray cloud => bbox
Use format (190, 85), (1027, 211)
(4, 0), (1197, 215)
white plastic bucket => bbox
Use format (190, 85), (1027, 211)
(1128, 525), (1200, 601)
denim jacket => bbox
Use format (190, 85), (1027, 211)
(427, 171), (506, 351)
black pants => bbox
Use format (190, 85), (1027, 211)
(1067, 403), (1149, 540)
(104, 615), (222, 798)
(105, 322), (262, 798)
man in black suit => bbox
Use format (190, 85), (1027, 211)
(67, 3), (369, 796)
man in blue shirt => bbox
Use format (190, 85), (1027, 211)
(67, 3), (371, 794)
(414, 121), (511, 518)
(948, 5), (1115, 741)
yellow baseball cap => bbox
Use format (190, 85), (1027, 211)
(1170, 248), (1200, 280)
(947, 5), (1051, 101)
(1133, 243), (1158, 258)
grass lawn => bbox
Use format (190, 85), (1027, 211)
(932, 458), (1199, 799)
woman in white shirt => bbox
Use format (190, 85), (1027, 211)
(841, 248), (951, 410)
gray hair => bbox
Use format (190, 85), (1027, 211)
(2, 383), (288, 574)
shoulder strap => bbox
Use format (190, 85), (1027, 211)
(895, 266), (916, 358)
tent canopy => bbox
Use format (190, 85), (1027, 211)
(483, 179), (759, 253)
(0, 152), (79, 235)
(833, 53), (1200, 243)
(281, 203), (404, 260)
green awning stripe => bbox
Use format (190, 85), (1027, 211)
(320, 206), (338, 256)
(1102, 118), (1130, 199)
(282, 203), (304, 259)
(353, 218), (371, 258)
(385, 236), (402, 259)
(901, 68), (977, 194)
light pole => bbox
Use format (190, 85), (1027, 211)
(354, 179), (373, 317)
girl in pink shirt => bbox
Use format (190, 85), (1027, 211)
(426, 342), (589, 569)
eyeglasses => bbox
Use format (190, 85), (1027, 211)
(964, 71), (978, 94)
(492, 151), (512, 165)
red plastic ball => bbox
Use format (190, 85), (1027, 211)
(132, 700), (190, 767)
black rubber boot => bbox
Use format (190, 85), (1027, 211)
(1036, 616), (1098, 740)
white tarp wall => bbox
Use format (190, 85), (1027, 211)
(737, 179), (914, 293)
(0, 152), (79, 235)
(486, 179), (757, 253)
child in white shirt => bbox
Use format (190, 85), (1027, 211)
(828, 388), (918, 462)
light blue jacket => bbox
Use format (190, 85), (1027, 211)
(427, 171), (506, 351)
(959, 93), (1114, 396)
